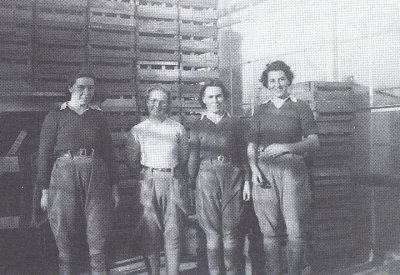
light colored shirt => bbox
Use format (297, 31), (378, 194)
(263, 96), (297, 109)
(126, 118), (189, 169)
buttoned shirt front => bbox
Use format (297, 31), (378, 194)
(126, 118), (189, 169)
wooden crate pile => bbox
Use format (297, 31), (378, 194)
(136, 0), (218, 125)
(0, 0), (34, 96)
(290, 81), (356, 272)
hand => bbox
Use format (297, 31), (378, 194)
(263, 143), (290, 158)
(41, 189), (49, 211)
(251, 167), (264, 186)
(112, 185), (120, 209)
(243, 181), (251, 201)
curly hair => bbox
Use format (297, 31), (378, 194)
(198, 80), (230, 108)
(260, 60), (294, 88)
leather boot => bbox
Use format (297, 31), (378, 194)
(145, 252), (160, 275)
(263, 238), (282, 275)
(287, 241), (305, 275)
(90, 253), (107, 275)
(224, 247), (240, 275)
(58, 259), (74, 275)
(207, 247), (224, 275)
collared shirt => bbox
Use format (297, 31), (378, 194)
(262, 96), (297, 109)
(60, 102), (101, 112)
(188, 113), (250, 181)
(36, 103), (117, 189)
(249, 98), (318, 146)
(126, 118), (189, 169)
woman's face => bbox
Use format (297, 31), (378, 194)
(202, 86), (225, 113)
(69, 77), (95, 106)
(267, 70), (290, 99)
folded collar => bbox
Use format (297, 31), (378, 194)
(60, 102), (101, 111)
(200, 111), (231, 120)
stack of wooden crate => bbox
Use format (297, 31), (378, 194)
(0, 0), (218, 264)
(290, 81), (356, 272)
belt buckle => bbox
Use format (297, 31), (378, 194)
(217, 155), (225, 161)
(79, 148), (86, 156)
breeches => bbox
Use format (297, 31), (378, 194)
(48, 156), (112, 260)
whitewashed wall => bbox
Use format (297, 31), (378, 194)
(218, 0), (400, 114)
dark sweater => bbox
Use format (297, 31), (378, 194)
(36, 107), (117, 189)
(249, 99), (318, 146)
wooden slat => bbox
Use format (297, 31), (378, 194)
(317, 121), (355, 134)
(181, 54), (218, 68)
(0, 79), (35, 96)
(89, 42), (136, 58)
(138, 68), (179, 82)
(90, 57), (134, 79)
(311, 166), (351, 178)
(36, 23), (86, 43)
(0, 59), (31, 79)
(90, 0), (135, 11)
(36, 44), (86, 62)
(180, 0), (216, 8)
(136, 4), (178, 20)
(138, 51), (179, 62)
(138, 19), (178, 35)
(314, 89), (352, 101)
(180, 39), (218, 52)
(37, 4), (86, 25)
(0, 18), (31, 42)
(312, 178), (351, 186)
(181, 69), (218, 82)
(180, 23), (217, 37)
(37, 0), (86, 7)
(0, 40), (31, 59)
(101, 98), (137, 112)
(89, 8), (136, 27)
(138, 36), (179, 51)
(316, 143), (353, 157)
(315, 100), (355, 113)
(179, 6), (217, 22)
(89, 23), (135, 45)
(0, 1), (33, 22)
(96, 79), (135, 96)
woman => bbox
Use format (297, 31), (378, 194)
(37, 70), (120, 275)
(247, 60), (319, 275)
(188, 80), (250, 275)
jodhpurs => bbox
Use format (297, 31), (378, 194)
(253, 153), (311, 274)
(136, 168), (186, 275)
(196, 159), (244, 275)
(48, 155), (112, 273)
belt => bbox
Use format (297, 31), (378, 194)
(203, 155), (232, 163)
(143, 165), (176, 173)
(55, 148), (96, 158)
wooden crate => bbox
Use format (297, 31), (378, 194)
(89, 7), (136, 27)
(37, 0), (86, 7)
(180, 23), (218, 38)
(181, 67), (218, 82)
(90, 56), (134, 80)
(0, 1), (33, 22)
(0, 56), (32, 80)
(90, 0), (135, 11)
(136, 2), (178, 20)
(36, 41), (86, 63)
(36, 3), (86, 25)
(180, 38), (218, 52)
(138, 61), (179, 82)
(180, 0), (217, 9)
(89, 24), (136, 58)
(96, 79), (135, 97)
(138, 19), (178, 35)
(35, 21), (86, 43)
(179, 6), (217, 22)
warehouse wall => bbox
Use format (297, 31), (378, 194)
(218, 0), (400, 114)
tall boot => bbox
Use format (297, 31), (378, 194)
(90, 252), (107, 275)
(145, 252), (160, 275)
(207, 247), (224, 275)
(287, 241), (305, 275)
(58, 258), (74, 275)
(249, 232), (266, 275)
(165, 244), (180, 275)
(263, 238), (282, 275)
(224, 247), (240, 275)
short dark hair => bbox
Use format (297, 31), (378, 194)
(67, 70), (96, 89)
(260, 60), (294, 87)
(198, 80), (230, 108)
(144, 86), (172, 112)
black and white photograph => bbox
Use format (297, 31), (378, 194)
(1, 0), (400, 274)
